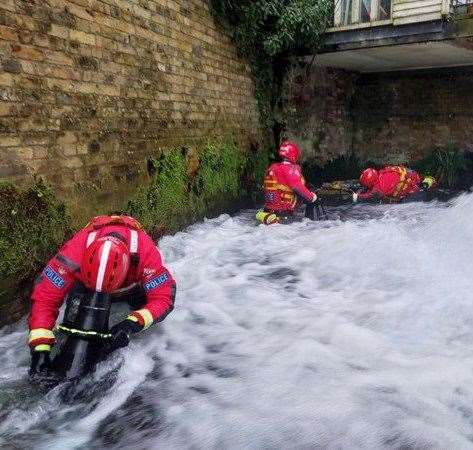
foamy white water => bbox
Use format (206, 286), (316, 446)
(1, 195), (473, 449)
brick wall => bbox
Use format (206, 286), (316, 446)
(281, 64), (357, 165)
(0, 0), (261, 206)
(283, 64), (473, 168)
(352, 68), (473, 163)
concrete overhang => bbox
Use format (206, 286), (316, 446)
(313, 16), (473, 73)
(314, 39), (473, 72)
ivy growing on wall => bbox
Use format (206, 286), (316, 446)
(210, 0), (332, 141)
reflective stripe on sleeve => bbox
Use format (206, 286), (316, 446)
(129, 309), (154, 330)
(34, 344), (51, 352)
(29, 328), (55, 346)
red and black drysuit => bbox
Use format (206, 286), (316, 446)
(263, 161), (317, 216)
(358, 166), (422, 202)
(28, 216), (176, 349)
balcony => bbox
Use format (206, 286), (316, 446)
(313, 0), (473, 72)
(331, 0), (451, 30)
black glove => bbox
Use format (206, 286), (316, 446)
(108, 319), (142, 352)
(29, 348), (52, 376)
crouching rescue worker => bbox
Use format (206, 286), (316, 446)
(354, 166), (434, 203)
(28, 215), (176, 376)
(257, 141), (318, 224)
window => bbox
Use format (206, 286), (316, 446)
(361, 0), (371, 22)
(334, 0), (391, 26)
(340, 0), (353, 24)
(379, 0), (391, 19)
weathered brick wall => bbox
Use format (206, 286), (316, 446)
(0, 0), (261, 209)
(281, 64), (357, 165)
(283, 64), (473, 167)
(352, 68), (473, 163)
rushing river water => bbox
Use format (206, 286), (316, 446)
(1, 195), (473, 449)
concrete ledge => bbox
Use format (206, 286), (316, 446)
(312, 16), (473, 72)
(321, 19), (447, 51)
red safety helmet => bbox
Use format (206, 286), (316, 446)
(279, 141), (300, 163)
(82, 236), (130, 293)
(359, 168), (379, 189)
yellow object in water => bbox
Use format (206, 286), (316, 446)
(330, 181), (345, 190)
(256, 210), (279, 225)
(422, 176), (436, 189)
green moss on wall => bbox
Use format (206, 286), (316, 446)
(127, 136), (269, 239)
(0, 180), (70, 327)
(127, 147), (192, 235)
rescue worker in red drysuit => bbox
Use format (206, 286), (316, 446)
(261, 141), (318, 223)
(354, 166), (422, 202)
(28, 215), (176, 376)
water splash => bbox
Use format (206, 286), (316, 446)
(1, 196), (473, 449)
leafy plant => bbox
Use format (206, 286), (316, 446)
(210, 0), (332, 58)
(210, 0), (332, 136)
(414, 143), (472, 189)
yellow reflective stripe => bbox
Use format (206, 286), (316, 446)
(274, 184), (292, 192)
(56, 325), (112, 339)
(264, 213), (278, 225)
(264, 181), (293, 193)
(255, 211), (279, 225)
(134, 309), (154, 330)
(127, 315), (139, 323)
(34, 344), (51, 352)
(393, 167), (408, 197)
(281, 195), (296, 203)
(29, 328), (55, 343)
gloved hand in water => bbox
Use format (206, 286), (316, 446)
(108, 319), (142, 352)
(304, 193), (319, 220)
(29, 345), (52, 376)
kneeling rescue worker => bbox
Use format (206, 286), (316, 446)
(28, 215), (176, 376)
(354, 166), (435, 202)
(257, 141), (318, 224)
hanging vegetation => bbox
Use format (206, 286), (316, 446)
(210, 0), (332, 140)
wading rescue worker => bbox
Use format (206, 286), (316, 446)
(28, 215), (176, 376)
(353, 166), (435, 202)
(257, 141), (318, 224)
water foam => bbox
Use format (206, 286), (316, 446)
(1, 195), (473, 449)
